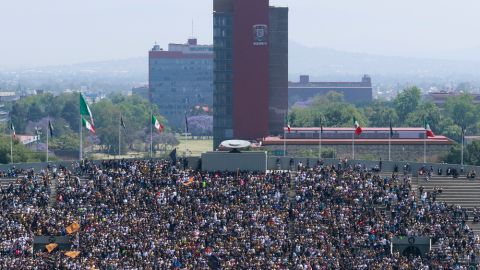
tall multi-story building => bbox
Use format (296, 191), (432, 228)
(213, 0), (288, 148)
(289, 75), (373, 105)
(148, 39), (213, 130)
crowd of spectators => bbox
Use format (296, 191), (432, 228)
(293, 163), (479, 269)
(0, 159), (479, 269)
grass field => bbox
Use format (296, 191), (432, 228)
(90, 138), (213, 160)
(177, 138), (213, 156)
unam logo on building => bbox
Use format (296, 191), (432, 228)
(253, 24), (268, 46)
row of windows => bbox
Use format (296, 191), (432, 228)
(151, 75), (210, 81)
(214, 39), (232, 48)
(213, 16), (232, 27)
(150, 76), (213, 82)
(213, 117), (233, 129)
(151, 60), (211, 65)
(213, 28), (232, 38)
(214, 83), (232, 92)
(150, 66), (213, 72)
(286, 131), (431, 139)
(214, 72), (233, 82)
(215, 61), (232, 71)
(214, 95), (232, 104)
(215, 55), (232, 62)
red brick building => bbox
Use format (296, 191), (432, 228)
(213, 0), (288, 148)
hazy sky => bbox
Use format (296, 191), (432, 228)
(1, 0), (480, 69)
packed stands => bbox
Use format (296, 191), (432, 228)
(0, 159), (478, 269)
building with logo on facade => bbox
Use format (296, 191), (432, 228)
(148, 38), (213, 130)
(289, 75), (373, 106)
(213, 0), (288, 149)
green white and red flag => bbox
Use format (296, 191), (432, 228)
(82, 117), (95, 134)
(353, 118), (362, 136)
(10, 122), (16, 139)
(80, 93), (94, 125)
(424, 120), (435, 137)
(285, 115), (291, 133)
(152, 115), (164, 133)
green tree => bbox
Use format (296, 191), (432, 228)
(366, 101), (399, 127)
(445, 94), (478, 132)
(50, 133), (80, 152)
(11, 103), (28, 133)
(404, 102), (441, 133)
(27, 103), (43, 122)
(435, 117), (462, 142)
(84, 94), (165, 155)
(466, 141), (480, 165)
(325, 91), (344, 103)
(61, 95), (80, 132)
(291, 94), (366, 128)
(394, 86), (421, 124)
(0, 136), (46, 164)
(443, 144), (461, 164)
(90, 99), (118, 153)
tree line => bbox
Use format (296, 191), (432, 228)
(3, 93), (178, 163)
(2, 87), (480, 164)
(289, 87), (480, 165)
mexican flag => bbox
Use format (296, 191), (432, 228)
(82, 117), (95, 134)
(80, 93), (94, 124)
(285, 115), (291, 133)
(389, 120), (394, 137)
(353, 117), (362, 136)
(10, 122), (15, 139)
(152, 115), (164, 133)
(48, 120), (54, 137)
(424, 120), (435, 137)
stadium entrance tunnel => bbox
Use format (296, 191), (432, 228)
(391, 236), (431, 257)
(402, 246), (422, 257)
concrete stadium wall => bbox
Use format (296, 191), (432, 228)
(0, 156), (202, 172)
(265, 144), (451, 164)
(267, 156), (480, 175)
(201, 152), (267, 172)
(0, 155), (477, 175)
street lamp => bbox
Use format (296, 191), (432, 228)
(461, 127), (466, 171)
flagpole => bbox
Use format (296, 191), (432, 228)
(79, 115), (83, 161)
(461, 128), (464, 167)
(319, 127), (322, 160)
(184, 112), (188, 158)
(283, 112), (287, 157)
(46, 124), (49, 163)
(184, 123), (187, 158)
(150, 111), (153, 158)
(10, 127), (13, 164)
(424, 132), (426, 164)
(118, 114), (121, 156)
(388, 129), (391, 162)
(352, 128), (355, 160)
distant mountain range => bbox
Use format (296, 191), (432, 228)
(2, 41), (480, 91)
(28, 58), (148, 77)
(288, 41), (480, 83)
